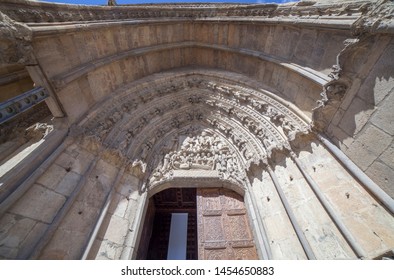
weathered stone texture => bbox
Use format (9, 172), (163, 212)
(326, 37), (394, 197)
(251, 172), (307, 260)
(296, 140), (394, 258)
(0, 213), (47, 259)
(91, 172), (140, 260)
(8, 184), (66, 224)
(38, 156), (119, 259)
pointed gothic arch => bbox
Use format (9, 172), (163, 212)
(1, 0), (394, 261)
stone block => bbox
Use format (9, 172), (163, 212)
(325, 186), (370, 219)
(338, 97), (375, 136)
(326, 124), (353, 150)
(117, 174), (139, 200)
(64, 143), (80, 158)
(0, 246), (18, 259)
(108, 193), (128, 218)
(282, 178), (315, 207)
(17, 221), (48, 258)
(101, 215), (129, 245)
(292, 197), (332, 228)
(256, 182), (284, 217)
(0, 213), (36, 249)
(356, 124), (391, 156)
(342, 217), (385, 257)
(73, 149), (95, 175)
(94, 159), (118, 188)
(54, 171), (81, 197)
(357, 43), (394, 105)
(76, 178), (108, 209)
(344, 140), (380, 171)
(379, 142), (394, 170)
(264, 213), (295, 242)
(360, 205), (394, 248)
(306, 224), (354, 260)
(277, 237), (307, 260)
(59, 201), (100, 234)
(370, 91), (394, 135)
(95, 239), (123, 260)
(365, 161), (394, 198)
(124, 197), (139, 222)
(39, 228), (87, 259)
(9, 184), (66, 224)
(36, 163), (67, 190)
(293, 29), (317, 65)
(55, 152), (76, 168)
(57, 82), (91, 123)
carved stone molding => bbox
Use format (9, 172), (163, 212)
(75, 71), (312, 188)
(351, 0), (394, 35)
(0, 12), (35, 65)
(0, 0), (373, 24)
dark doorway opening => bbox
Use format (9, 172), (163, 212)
(137, 188), (198, 260)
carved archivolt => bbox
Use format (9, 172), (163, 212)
(77, 70), (311, 189)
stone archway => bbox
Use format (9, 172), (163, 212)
(71, 68), (393, 260)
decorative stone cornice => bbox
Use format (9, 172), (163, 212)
(0, 11), (35, 65)
(0, 0), (373, 25)
(351, 0), (394, 35)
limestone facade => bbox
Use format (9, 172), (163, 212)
(0, 0), (393, 260)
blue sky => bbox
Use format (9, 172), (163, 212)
(36, 0), (297, 5)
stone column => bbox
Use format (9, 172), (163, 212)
(80, 166), (126, 259)
(244, 186), (272, 260)
(317, 133), (394, 214)
(120, 190), (148, 260)
(23, 156), (99, 259)
(266, 164), (316, 259)
(289, 151), (367, 259)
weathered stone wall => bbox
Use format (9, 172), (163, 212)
(326, 36), (394, 197)
(250, 135), (394, 260)
(31, 22), (344, 122)
(88, 172), (141, 260)
(295, 138), (394, 258)
(0, 141), (91, 259)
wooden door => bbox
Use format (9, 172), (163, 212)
(197, 188), (258, 260)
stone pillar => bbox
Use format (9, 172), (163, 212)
(244, 186), (272, 260)
(80, 166), (126, 259)
(24, 156), (99, 259)
(120, 190), (148, 260)
(266, 164), (316, 259)
(289, 151), (367, 259)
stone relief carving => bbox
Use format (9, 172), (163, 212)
(149, 130), (244, 186)
(0, 1), (374, 24)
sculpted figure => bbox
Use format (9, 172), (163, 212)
(251, 100), (268, 113)
(140, 141), (152, 160)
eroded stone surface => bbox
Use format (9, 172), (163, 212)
(8, 184), (66, 224)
